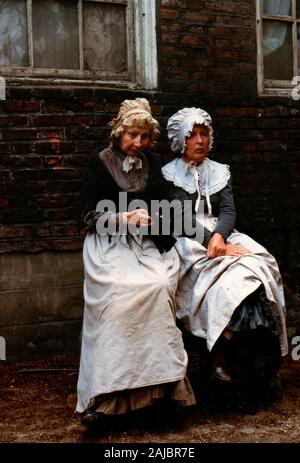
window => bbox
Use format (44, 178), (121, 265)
(256, 0), (300, 96)
(0, 0), (157, 89)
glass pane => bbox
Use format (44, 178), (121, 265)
(83, 2), (128, 72)
(297, 0), (300, 18)
(0, 0), (28, 67)
(263, 0), (291, 16)
(263, 20), (293, 79)
(297, 24), (300, 75)
(32, 0), (79, 69)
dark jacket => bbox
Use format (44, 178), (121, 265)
(75, 148), (176, 253)
(165, 179), (236, 248)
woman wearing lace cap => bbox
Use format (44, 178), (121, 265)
(162, 107), (288, 405)
(75, 98), (195, 428)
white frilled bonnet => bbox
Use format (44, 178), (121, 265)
(163, 108), (229, 217)
(167, 107), (214, 154)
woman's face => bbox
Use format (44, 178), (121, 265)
(183, 124), (210, 164)
(119, 125), (152, 156)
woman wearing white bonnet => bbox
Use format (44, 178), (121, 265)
(162, 107), (288, 407)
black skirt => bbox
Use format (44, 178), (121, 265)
(227, 285), (279, 336)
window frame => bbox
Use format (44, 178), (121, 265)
(256, 0), (300, 97)
(0, 0), (158, 90)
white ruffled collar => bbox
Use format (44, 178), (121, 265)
(162, 157), (230, 195)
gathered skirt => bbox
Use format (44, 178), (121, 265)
(76, 233), (195, 414)
(174, 215), (288, 356)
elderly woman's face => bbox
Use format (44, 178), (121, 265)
(183, 124), (209, 164)
(119, 125), (152, 156)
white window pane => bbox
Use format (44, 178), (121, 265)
(0, 0), (28, 67)
(263, 0), (291, 16)
(32, 0), (79, 69)
(83, 2), (128, 72)
(263, 20), (293, 79)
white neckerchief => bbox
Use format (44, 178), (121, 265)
(162, 157), (230, 215)
(123, 155), (142, 173)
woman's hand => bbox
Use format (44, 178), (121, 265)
(207, 233), (226, 259)
(207, 234), (252, 259)
(122, 209), (153, 227)
(224, 243), (251, 257)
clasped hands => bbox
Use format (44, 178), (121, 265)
(207, 232), (251, 259)
(121, 208), (153, 227)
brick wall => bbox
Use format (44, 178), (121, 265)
(0, 0), (299, 358)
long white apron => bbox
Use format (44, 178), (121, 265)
(76, 233), (188, 413)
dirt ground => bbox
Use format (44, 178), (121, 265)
(0, 355), (299, 444)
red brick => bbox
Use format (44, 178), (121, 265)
(238, 50), (256, 62)
(256, 119), (287, 129)
(0, 116), (8, 127)
(162, 33), (178, 43)
(45, 156), (64, 167)
(289, 119), (300, 128)
(214, 49), (239, 60)
(71, 115), (92, 126)
(161, 23), (182, 33)
(35, 141), (73, 155)
(0, 198), (10, 207)
(256, 141), (283, 151)
(39, 129), (64, 140)
(42, 101), (64, 112)
(3, 128), (38, 141)
(0, 143), (10, 153)
(150, 105), (163, 116)
(216, 15), (254, 27)
(232, 38), (256, 49)
(8, 116), (29, 126)
(216, 39), (232, 47)
(209, 25), (254, 38)
(32, 115), (72, 126)
(64, 127), (105, 140)
(35, 194), (76, 208)
(215, 108), (261, 117)
(183, 12), (214, 22)
(13, 142), (35, 154)
(46, 209), (75, 221)
(160, 45), (188, 57)
(34, 225), (51, 237)
(63, 155), (91, 167)
(161, 0), (177, 5)
(52, 224), (78, 237)
(0, 225), (31, 239)
(105, 103), (122, 113)
(93, 114), (113, 126)
(161, 8), (179, 20)
(49, 239), (83, 251)
(75, 141), (96, 153)
(180, 36), (213, 46)
(184, 25), (205, 34)
(1, 100), (40, 113)
(0, 170), (14, 182)
(48, 167), (81, 179)
(0, 155), (43, 168)
(240, 119), (256, 129)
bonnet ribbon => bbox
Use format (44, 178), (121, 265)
(185, 162), (213, 216)
(123, 155), (143, 173)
